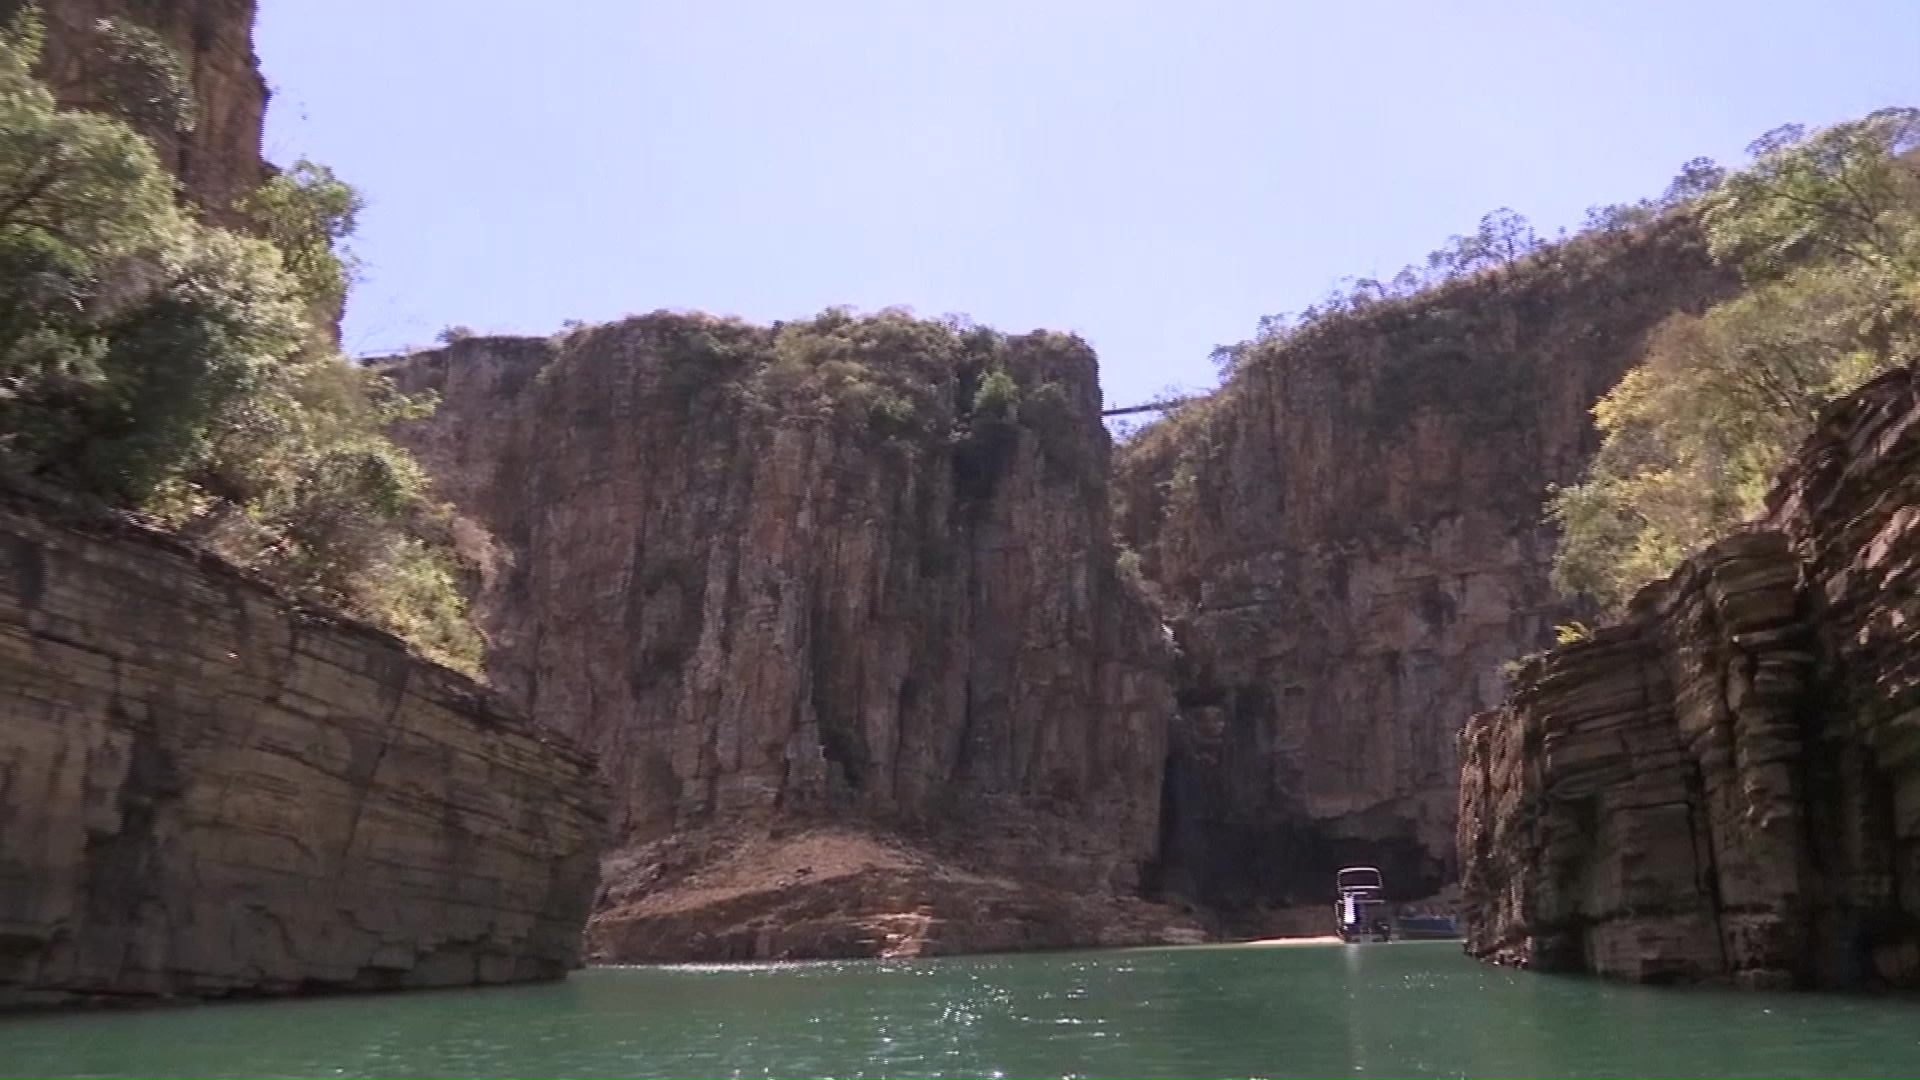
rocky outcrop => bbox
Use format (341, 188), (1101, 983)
(587, 826), (1205, 963)
(13, 0), (270, 225)
(1116, 219), (1738, 918)
(0, 480), (606, 1008)
(1458, 364), (1920, 988)
(1457, 533), (1810, 985)
(386, 313), (1178, 959)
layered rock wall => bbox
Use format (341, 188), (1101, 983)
(0, 481), (606, 1007)
(387, 315), (1175, 915)
(1458, 364), (1920, 988)
(1116, 220), (1737, 914)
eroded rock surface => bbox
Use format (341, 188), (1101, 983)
(0, 481), (606, 1007)
(1459, 364), (1920, 988)
(1117, 220), (1737, 918)
(387, 314), (1177, 959)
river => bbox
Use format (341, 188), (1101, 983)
(1, 941), (1916, 1078)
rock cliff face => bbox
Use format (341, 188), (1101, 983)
(1458, 364), (1920, 988)
(0, 480), (606, 1007)
(386, 313), (1181, 959)
(1115, 220), (1737, 920)
(12, 0), (269, 225)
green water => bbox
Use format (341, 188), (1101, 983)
(2, 942), (1917, 1078)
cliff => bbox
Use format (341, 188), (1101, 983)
(1115, 219), (1738, 921)
(11, 0), (269, 225)
(1458, 364), (1920, 988)
(386, 312), (1189, 960)
(0, 480), (607, 1007)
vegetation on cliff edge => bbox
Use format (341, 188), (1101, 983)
(0, 7), (481, 673)
(1550, 108), (1920, 610)
(593, 304), (1090, 499)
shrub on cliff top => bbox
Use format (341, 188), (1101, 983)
(759, 308), (1049, 449)
(1551, 108), (1920, 611)
(0, 6), (481, 673)
(759, 306), (958, 438)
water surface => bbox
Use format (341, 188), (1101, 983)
(2, 941), (1917, 1078)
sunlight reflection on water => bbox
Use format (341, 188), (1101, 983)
(0, 943), (1916, 1079)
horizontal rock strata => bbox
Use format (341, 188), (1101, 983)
(0, 481), (606, 1007)
(1459, 364), (1920, 988)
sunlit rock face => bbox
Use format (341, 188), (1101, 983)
(1113, 219), (1737, 921)
(387, 315), (1178, 949)
(0, 482), (606, 1006)
(1460, 365), (1920, 989)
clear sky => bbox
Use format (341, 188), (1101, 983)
(256, 1), (1919, 409)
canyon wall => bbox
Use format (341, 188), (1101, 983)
(386, 313), (1179, 957)
(13, 0), (269, 225)
(1458, 364), (1920, 988)
(0, 480), (607, 1007)
(1115, 220), (1738, 917)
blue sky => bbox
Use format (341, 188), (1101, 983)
(257, 1), (1919, 409)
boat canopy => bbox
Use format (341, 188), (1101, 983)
(1335, 866), (1383, 891)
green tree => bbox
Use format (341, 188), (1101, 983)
(1552, 109), (1920, 611)
(0, 5), (262, 499)
(91, 16), (196, 137)
(0, 6), (482, 673)
(1549, 264), (1893, 607)
(239, 157), (363, 323)
(1701, 108), (1920, 284)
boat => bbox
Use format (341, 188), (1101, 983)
(1393, 913), (1462, 940)
(1334, 866), (1392, 942)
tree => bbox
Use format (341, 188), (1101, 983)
(1699, 107), (1920, 283)
(1549, 263), (1894, 608)
(0, 9), (176, 268)
(1427, 208), (1541, 276)
(0, 5), (256, 499)
(91, 16), (196, 138)
(0, 6), (482, 673)
(239, 158), (364, 323)
(1552, 110), (1920, 611)
(1661, 156), (1725, 206)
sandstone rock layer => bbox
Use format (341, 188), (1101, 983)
(1459, 364), (1920, 988)
(0, 482), (606, 1007)
(1117, 220), (1736, 916)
